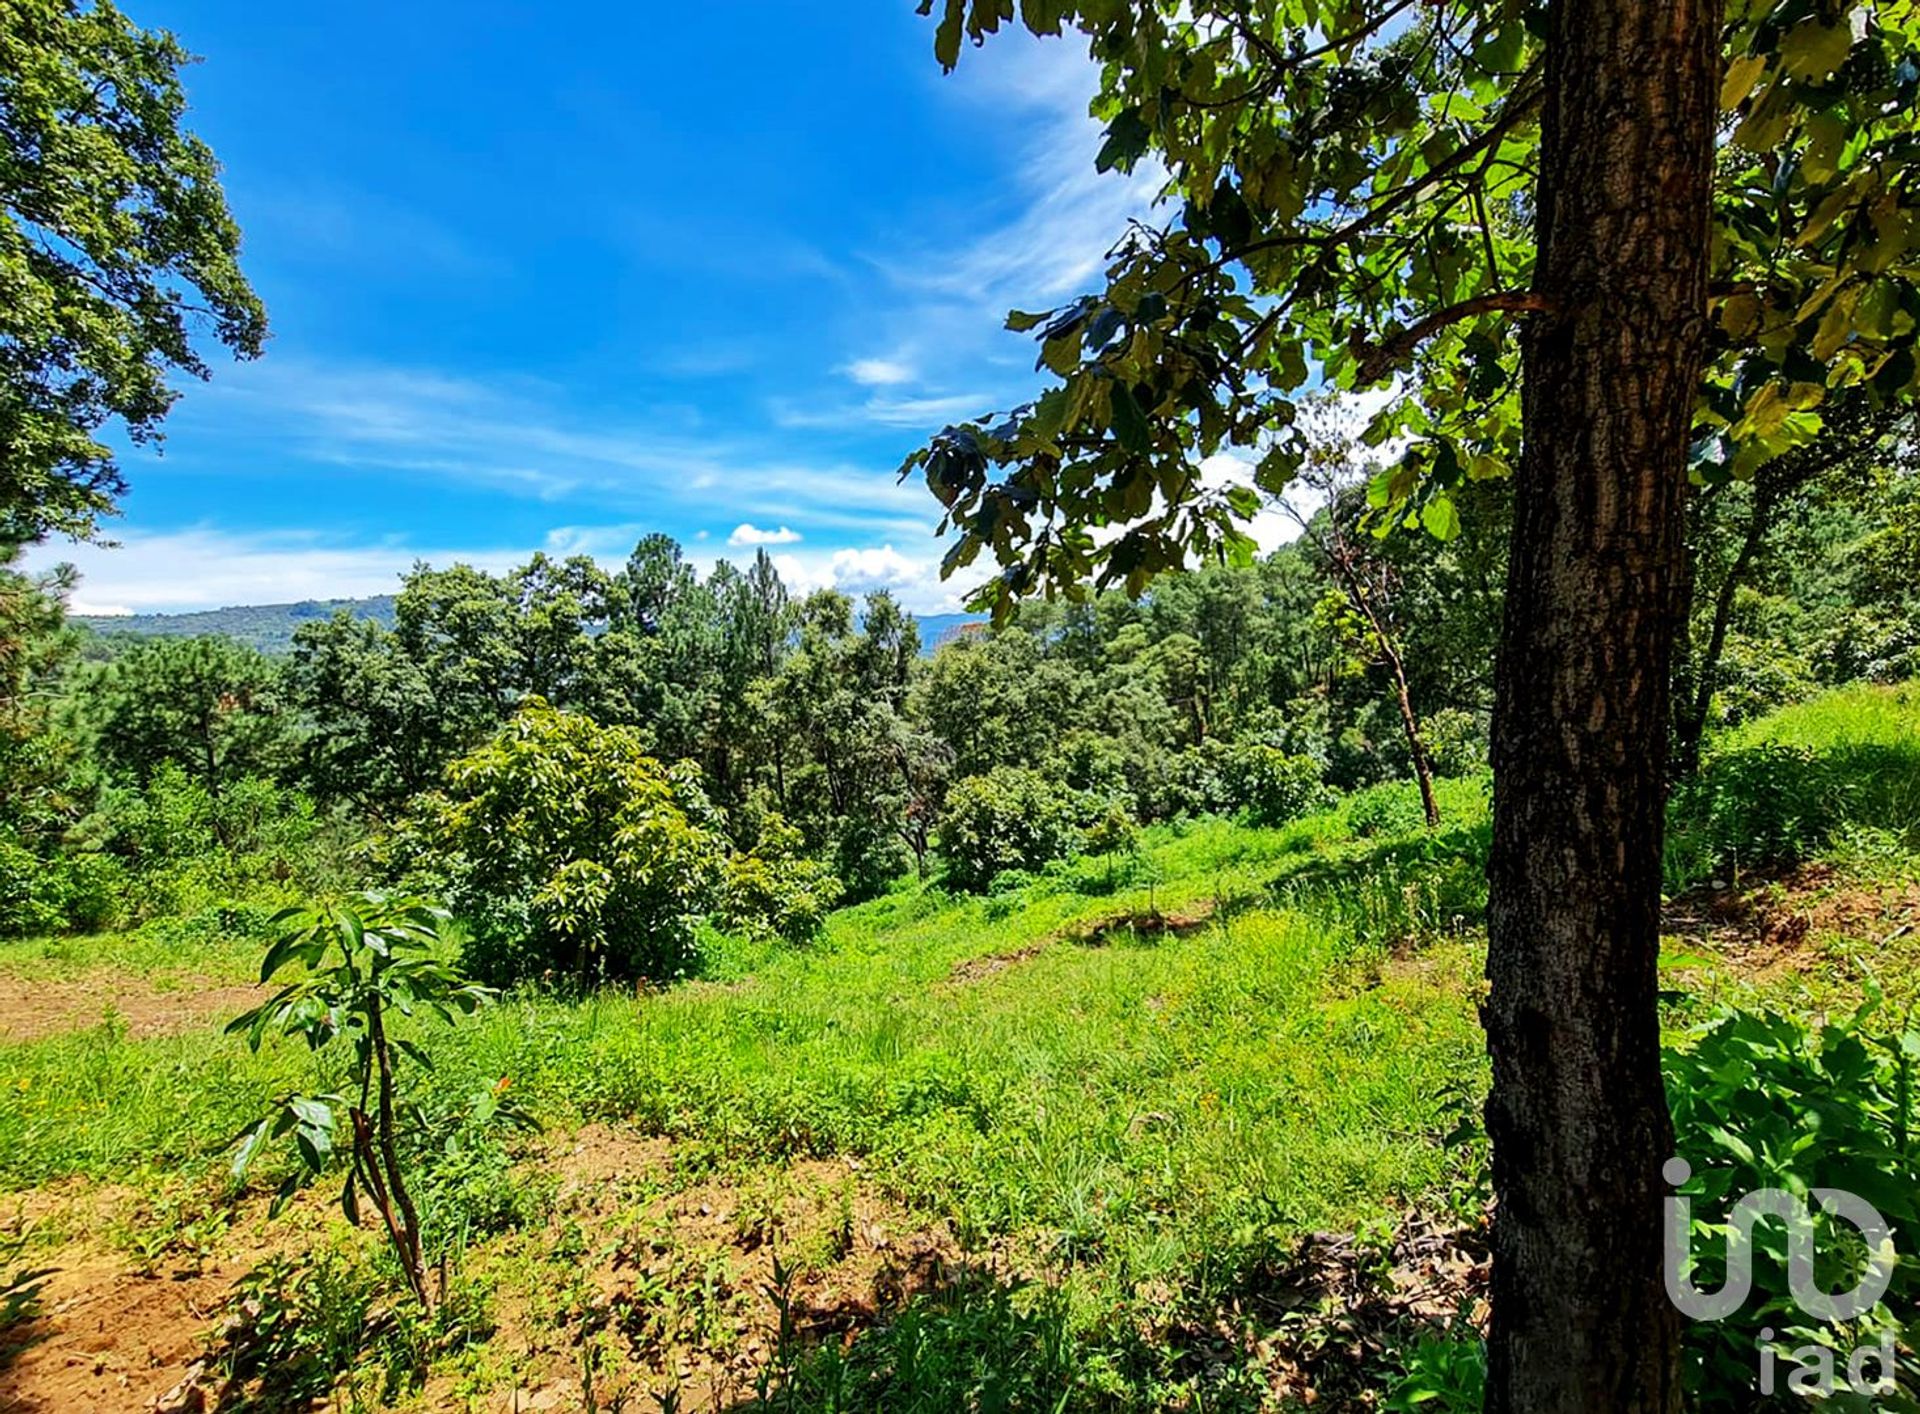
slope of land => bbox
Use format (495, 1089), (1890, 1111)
(74, 596), (399, 653)
(0, 686), (1915, 1410)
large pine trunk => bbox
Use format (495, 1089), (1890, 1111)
(1483, 0), (1720, 1409)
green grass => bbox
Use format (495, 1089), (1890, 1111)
(1666, 681), (1920, 892)
(4, 685), (1917, 1408)
(0, 922), (261, 986)
(0, 785), (1497, 1409)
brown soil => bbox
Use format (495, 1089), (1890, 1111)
(0, 1124), (968, 1414)
(1, 1255), (240, 1413)
(0, 972), (268, 1044)
(465, 1131), (969, 1411)
(944, 903), (1221, 986)
(1664, 864), (1920, 981)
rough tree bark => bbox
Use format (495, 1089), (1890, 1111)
(1483, 0), (1720, 1409)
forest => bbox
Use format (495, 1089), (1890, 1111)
(5, 0), (1920, 1410)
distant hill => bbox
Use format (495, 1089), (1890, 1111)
(74, 596), (397, 654)
(74, 597), (982, 657)
(913, 613), (986, 652)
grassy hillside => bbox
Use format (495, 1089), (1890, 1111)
(1, 688), (1916, 1409)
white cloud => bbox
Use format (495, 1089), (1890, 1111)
(728, 523), (802, 547)
(829, 545), (925, 593)
(177, 357), (938, 537)
(27, 525), (985, 620)
(854, 35), (1168, 392)
(745, 542), (981, 615)
(27, 528), (531, 615)
(842, 357), (916, 387)
(770, 391), (994, 431)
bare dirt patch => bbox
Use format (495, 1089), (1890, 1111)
(474, 1141), (970, 1411)
(2, 1124), (971, 1414)
(1, 1254), (239, 1414)
(945, 903), (1223, 986)
(0, 972), (268, 1044)
(1665, 865), (1920, 982)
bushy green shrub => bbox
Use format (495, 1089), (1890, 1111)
(1163, 740), (1236, 819)
(1220, 743), (1331, 826)
(718, 816), (844, 945)
(1710, 629), (1818, 731)
(936, 767), (1081, 892)
(1345, 780), (1431, 839)
(1666, 686), (1920, 889)
(1670, 742), (1831, 870)
(0, 834), (128, 937)
(80, 765), (340, 921)
(419, 701), (727, 985)
(0, 833), (63, 937)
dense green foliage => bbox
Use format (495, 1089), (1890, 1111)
(415, 702), (729, 985)
(2, 688), (1916, 1408)
(900, 1), (1920, 616)
(0, 0), (266, 542)
(1, 458), (1913, 949)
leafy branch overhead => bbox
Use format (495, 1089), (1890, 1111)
(0, 0), (267, 543)
(903, 0), (1920, 618)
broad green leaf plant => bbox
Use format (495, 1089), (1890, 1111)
(228, 893), (493, 1311)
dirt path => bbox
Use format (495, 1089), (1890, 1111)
(0, 972), (268, 1045)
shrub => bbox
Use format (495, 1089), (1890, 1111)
(1345, 781), (1431, 839)
(1423, 708), (1487, 779)
(0, 833), (64, 937)
(1163, 740), (1236, 819)
(936, 767), (1081, 892)
(1710, 629), (1818, 731)
(81, 765), (340, 920)
(421, 701), (728, 985)
(1220, 744), (1331, 826)
(717, 816), (844, 945)
(1666, 1004), (1920, 1410)
(1669, 742), (1830, 871)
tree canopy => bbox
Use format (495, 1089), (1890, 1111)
(904, 0), (1920, 613)
(0, 0), (265, 543)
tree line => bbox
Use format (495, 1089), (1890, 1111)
(4, 445), (1914, 952)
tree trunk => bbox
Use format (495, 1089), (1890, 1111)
(1484, 0), (1718, 1409)
(1673, 486), (1772, 778)
(1383, 638), (1441, 830)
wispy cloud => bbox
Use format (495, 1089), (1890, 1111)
(36, 528), (527, 616)
(182, 357), (937, 533)
(242, 181), (504, 279)
(770, 390), (995, 431)
(842, 357), (916, 387)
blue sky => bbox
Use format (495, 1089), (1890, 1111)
(35, 1), (1177, 615)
